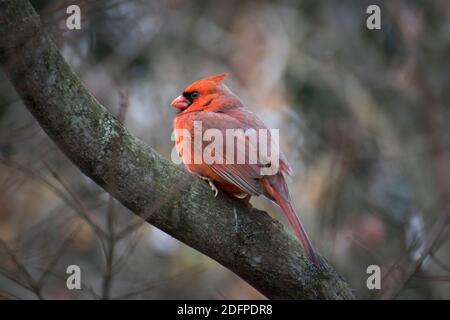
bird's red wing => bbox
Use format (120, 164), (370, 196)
(225, 107), (293, 177)
(190, 111), (266, 196)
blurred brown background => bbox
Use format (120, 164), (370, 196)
(0, 0), (449, 299)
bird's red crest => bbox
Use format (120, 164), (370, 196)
(182, 73), (229, 95)
(203, 73), (228, 85)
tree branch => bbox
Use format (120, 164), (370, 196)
(0, 0), (354, 299)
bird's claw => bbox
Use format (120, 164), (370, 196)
(208, 180), (219, 197)
(200, 176), (219, 197)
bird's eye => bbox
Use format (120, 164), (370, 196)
(182, 91), (200, 103)
(190, 92), (199, 100)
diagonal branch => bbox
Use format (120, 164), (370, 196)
(0, 0), (354, 299)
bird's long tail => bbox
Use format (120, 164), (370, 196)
(262, 177), (319, 265)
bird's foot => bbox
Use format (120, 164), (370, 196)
(209, 180), (219, 197)
(200, 176), (219, 197)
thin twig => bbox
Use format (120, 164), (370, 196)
(380, 204), (450, 299)
(0, 238), (42, 299)
(101, 197), (116, 300)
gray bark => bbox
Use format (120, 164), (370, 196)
(0, 0), (354, 299)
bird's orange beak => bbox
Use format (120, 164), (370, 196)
(171, 95), (190, 110)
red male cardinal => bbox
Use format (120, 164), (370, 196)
(171, 73), (319, 264)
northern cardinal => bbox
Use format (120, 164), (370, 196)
(171, 73), (319, 264)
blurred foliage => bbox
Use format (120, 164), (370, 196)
(0, 0), (449, 299)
